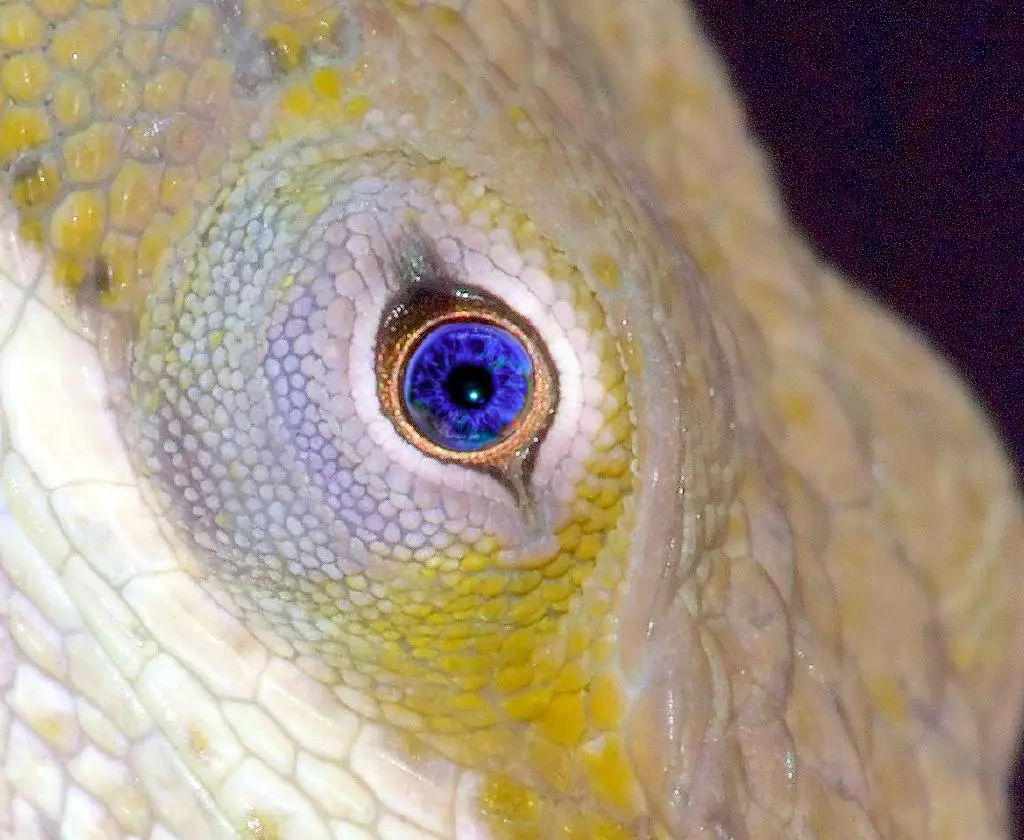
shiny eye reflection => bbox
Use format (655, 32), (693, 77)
(404, 322), (534, 452)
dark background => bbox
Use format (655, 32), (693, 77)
(690, 3), (1024, 835)
(691, 5), (1022, 474)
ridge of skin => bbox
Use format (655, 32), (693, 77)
(0, 2), (1021, 840)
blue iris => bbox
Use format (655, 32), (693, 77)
(403, 322), (533, 451)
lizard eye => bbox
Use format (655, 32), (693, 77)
(377, 269), (557, 467)
(127, 141), (628, 578)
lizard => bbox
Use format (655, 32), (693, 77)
(0, 1), (1021, 839)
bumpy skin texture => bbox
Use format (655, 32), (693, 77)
(0, 2), (1022, 839)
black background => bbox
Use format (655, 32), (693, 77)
(691, 3), (1024, 834)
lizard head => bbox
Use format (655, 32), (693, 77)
(0, 2), (800, 838)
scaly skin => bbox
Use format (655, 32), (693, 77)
(0, 2), (1022, 839)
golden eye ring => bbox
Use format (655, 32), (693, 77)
(375, 279), (558, 475)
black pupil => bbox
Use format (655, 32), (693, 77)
(445, 364), (494, 410)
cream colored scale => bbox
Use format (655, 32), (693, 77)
(0, 1), (1021, 839)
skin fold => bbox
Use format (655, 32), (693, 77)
(0, 1), (1021, 839)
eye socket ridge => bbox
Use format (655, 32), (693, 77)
(374, 243), (559, 489)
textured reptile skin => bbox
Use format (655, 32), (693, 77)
(0, 2), (1021, 839)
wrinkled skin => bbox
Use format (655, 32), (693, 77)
(0, 2), (1022, 839)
